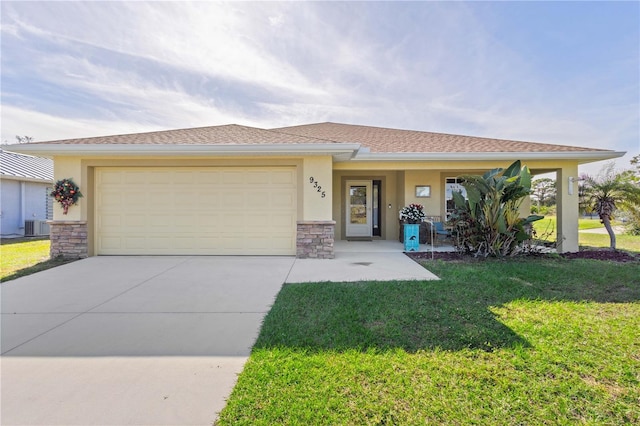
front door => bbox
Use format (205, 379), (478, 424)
(346, 180), (372, 237)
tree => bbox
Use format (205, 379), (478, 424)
(631, 154), (639, 177)
(448, 160), (543, 257)
(622, 154), (640, 235)
(15, 135), (34, 143)
(581, 162), (640, 249)
(531, 178), (556, 209)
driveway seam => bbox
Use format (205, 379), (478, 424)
(283, 257), (297, 284)
(1, 257), (193, 355)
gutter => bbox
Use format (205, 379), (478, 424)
(350, 150), (626, 163)
(1, 143), (363, 159)
(3, 143), (625, 165)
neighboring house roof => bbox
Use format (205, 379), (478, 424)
(3, 122), (624, 164)
(0, 148), (53, 181)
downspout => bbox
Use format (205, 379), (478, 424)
(20, 181), (26, 232)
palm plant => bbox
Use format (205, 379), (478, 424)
(581, 162), (640, 249)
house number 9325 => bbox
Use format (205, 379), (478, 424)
(308, 177), (326, 198)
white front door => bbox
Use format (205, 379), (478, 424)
(345, 180), (372, 237)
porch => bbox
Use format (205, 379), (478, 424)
(334, 239), (456, 254)
(333, 162), (582, 254)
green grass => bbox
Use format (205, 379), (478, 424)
(578, 233), (640, 252)
(0, 238), (73, 282)
(533, 216), (639, 252)
(218, 258), (640, 425)
(534, 216), (611, 235)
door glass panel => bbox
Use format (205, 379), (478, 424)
(445, 177), (468, 219)
(350, 186), (367, 224)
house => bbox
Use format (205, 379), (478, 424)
(0, 149), (53, 237)
(5, 122), (623, 258)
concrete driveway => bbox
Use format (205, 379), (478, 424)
(1, 248), (436, 425)
(1, 256), (295, 426)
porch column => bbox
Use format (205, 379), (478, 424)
(298, 157), (334, 258)
(556, 164), (579, 253)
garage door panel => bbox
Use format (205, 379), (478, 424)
(195, 171), (220, 184)
(99, 170), (123, 184)
(96, 167), (296, 255)
(101, 192), (124, 207)
(245, 171), (273, 184)
(221, 171), (244, 184)
(123, 171), (149, 184)
(271, 213), (296, 228)
(173, 172), (196, 184)
(124, 215), (146, 227)
(100, 236), (122, 250)
(271, 192), (296, 209)
(99, 213), (122, 227)
(271, 170), (296, 184)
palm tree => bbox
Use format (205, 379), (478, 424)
(582, 163), (639, 249)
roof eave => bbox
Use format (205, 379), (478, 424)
(351, 151), (626, 164)
(0, 174), (53, 183)
(2, 143), (362, 161)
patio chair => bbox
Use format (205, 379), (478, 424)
(433, 222), (452, 245)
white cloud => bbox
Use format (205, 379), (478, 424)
(1, 105), (157, 143)
(0, 0), (636, 175)
(3, 2), (328, 99)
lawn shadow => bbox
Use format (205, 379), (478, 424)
(254, 258), (640, 354)
(1, 257), (75, 283)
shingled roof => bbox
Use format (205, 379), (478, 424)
(0, 149), (53, 181)
(25, 124), (334, 146)
(5, 122), (621, 163)
(272, 122), (608, 153)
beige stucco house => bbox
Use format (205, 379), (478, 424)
(7, 122), (624, 258)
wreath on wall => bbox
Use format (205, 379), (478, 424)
(50, 178), (83, 215)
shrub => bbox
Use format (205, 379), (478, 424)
(448, 160), (543, 257)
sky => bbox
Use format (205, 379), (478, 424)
(1, 1), (638, 175)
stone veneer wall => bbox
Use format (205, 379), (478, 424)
(296, 220), (335, 259)
(49, 221), (88, 259)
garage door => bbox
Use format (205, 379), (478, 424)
(95, 167), (297, 255)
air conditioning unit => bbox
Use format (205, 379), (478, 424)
(25, 220), (50, 237)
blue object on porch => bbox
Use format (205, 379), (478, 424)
(434, 222), (451, 239)
(403, 223), (420, 251)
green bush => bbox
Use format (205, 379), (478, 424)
(449, 160), (543, 257)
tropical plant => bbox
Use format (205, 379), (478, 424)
(448, 160), (543, 257)
(581, 162), (640, 249)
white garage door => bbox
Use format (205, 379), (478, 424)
(95, 167), (297, 255)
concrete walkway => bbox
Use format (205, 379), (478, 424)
(287, 240), (440, 283)
(1, 246), (437, 425)
(578, 225), (625, 234)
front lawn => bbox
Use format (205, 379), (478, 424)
(217, 258), (640, 425)
(533, 216), (639, 252)
(578, 233), (640, 252)
(0, 238), (72, 282)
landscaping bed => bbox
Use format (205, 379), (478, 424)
(407, 248), (639, 263)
